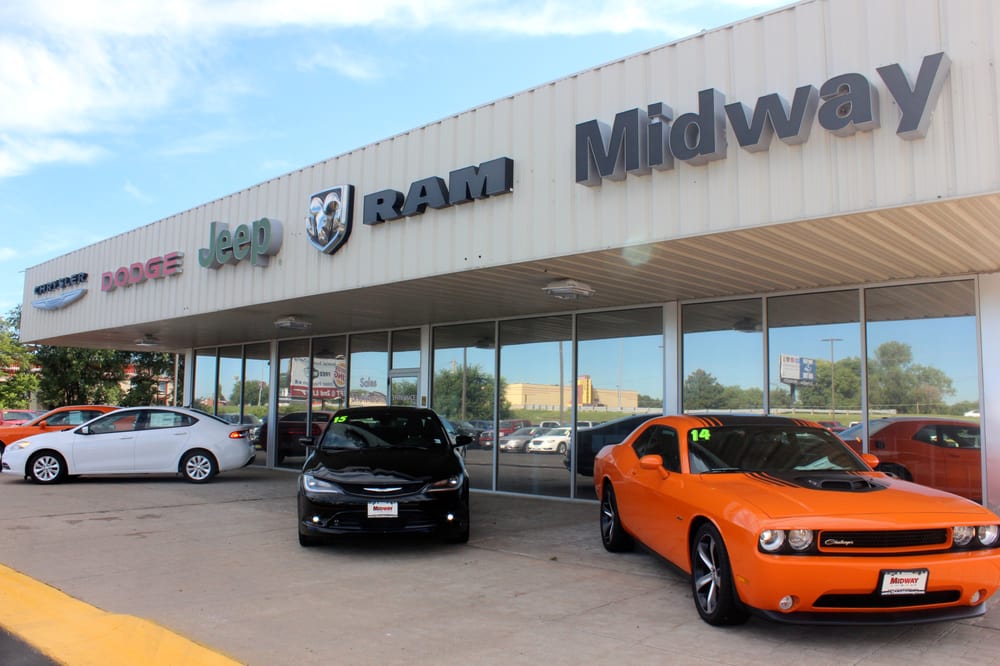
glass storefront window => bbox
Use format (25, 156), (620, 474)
(498, 315), (572, 497)
(276, 338), (311, 468)
(217, 346), (243, 422)
(682, 299), (764, 413)
(312, 336), (347, 412)
(244, 342), (270, 466)
(350, 332), (388, 407)
(767, 291), (860, 427)
(862, 281), (981, 502)
(574, 308), (664, 499)
(432, 322), (497, 491)
(193, 348), (218, 414)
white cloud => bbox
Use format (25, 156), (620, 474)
(0, 0), (785, 178)
(124, 180), (153, 203)
(0, 134), (105, 178)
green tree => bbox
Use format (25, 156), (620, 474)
(683, 369), (725, 410)
(795, 357), (862, 410)
(432, 364), (509, 420)
(236, 379), (270, 407)
(121, 352), (175, 406)
(0, 307), (39, 408)
(868, 341), (954, 414)
(34, 346), (130, 407)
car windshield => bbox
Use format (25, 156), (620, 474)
(318, 411), (449, 451)
(687, 425), (868, 473)
(510, 427), (542, 437)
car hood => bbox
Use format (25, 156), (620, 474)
(700, 471), (993, 522)
(304, 448), (460, 483)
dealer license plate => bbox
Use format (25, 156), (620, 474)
(879, 569), (929, 596)
(367, 501), (398, 518)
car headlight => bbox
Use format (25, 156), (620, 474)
(759, 529), (785, 552)
(8, 440), (34, 451)
(787, 529), (814, 551)
(428, 473), (465, 492)
(759, 529), (815, 553)
(301, 474), (343, 494)
(978, 525), (1000, 546)
(953, 525), (976, 547)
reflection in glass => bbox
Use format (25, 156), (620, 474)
(193, 349), (218, 414)
(574, 308), (664, 499)
(350, 332), (388, 407)
(498, 316), (572, 497)
(682, 299), (764, 413)
(862, 281), (981, 501)
(312, 336), (347, 412)
(432, 322), (497, 491)
(391, 329), (421, 369)
(276, 338), (311, 468)
(767, 291), (860, 428)
(217, 346), (242, 422)
(244, 343), (270, 466)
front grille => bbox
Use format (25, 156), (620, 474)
(818, 529), (948, 552)
(815, 590), (960, 608)
(339, 482), (425, 497)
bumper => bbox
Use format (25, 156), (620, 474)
(297, 490), (468, 536)
(735, 550), (1000, 623)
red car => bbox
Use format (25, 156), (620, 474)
(0, 410), (42, 427)
(839, 417), (982, 502)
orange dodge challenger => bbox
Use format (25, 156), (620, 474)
(594, 414), (1000, 626)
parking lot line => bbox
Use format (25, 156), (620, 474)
(0, 563), (240, 666)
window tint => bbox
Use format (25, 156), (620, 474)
(632, 425), (681, 472)
(89, 412), (140, 434)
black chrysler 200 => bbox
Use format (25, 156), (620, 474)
(297, 406), (472, 546)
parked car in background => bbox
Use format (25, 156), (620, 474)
(499, 426), (550, 453)
(595, 413), (1000, 626)
(253, 411), (334, 464)
(816, 420), (846, 433)
(220, 413), (261, 425)
(838, 417), (982, 502)
(296, 406), (471, 546)
(563, 414), (660, 476)
(478, 419), (530, 449)
(525, 427), (572, 454)
(1, 406), (255, 484)
(0, 410), (42, 427)
(0, 405), (119, 454)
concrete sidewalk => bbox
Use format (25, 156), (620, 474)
(1, 467), (998, 665)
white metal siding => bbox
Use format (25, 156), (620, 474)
(20, 0), (1000, 343)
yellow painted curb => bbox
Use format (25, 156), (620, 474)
(0, 563), (242, 665)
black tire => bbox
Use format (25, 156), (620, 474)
(600, 483), (634, 552)
(690, 523), (749, 626)
(877, 462), (912, 481)
(27, 451), (68, 484)
(180, 450), (217, 483)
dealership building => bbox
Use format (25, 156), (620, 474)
(19, 0), (1000, 507)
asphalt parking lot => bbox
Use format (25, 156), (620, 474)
(2, 466), (1000, 665)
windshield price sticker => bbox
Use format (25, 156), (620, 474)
(879, 569), (929, 596)
(368, 501), (398, 518)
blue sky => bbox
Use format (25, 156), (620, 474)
(0, 0), (790, 315)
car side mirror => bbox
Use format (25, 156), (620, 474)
(454, 434), (472, 447)
(861, 452), (880, 469)
(639, 454), (669, 479)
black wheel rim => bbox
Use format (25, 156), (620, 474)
(600, 490), (617, 545)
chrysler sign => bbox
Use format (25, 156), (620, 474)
(576, 52), (950, 186)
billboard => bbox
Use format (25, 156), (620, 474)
(779, 354), (816, 386)
(288, 356), (346, 399)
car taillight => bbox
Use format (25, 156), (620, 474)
(229, 431), (247, 439)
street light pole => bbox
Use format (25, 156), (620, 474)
(821, 338), (842, 420)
